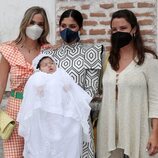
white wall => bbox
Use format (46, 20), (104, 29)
(0, 0), (56, 44)
(157, 0), (158, 52)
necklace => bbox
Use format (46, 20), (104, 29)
(20, 44), (39, 53)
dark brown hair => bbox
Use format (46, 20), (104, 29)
(59, 9), (83, 29)
(109, 9), (157, 71)
(36, 56), (53, 69)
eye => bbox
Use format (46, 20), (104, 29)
(37, 22), (44, 27)
(119, 26), (127, 31)
(30, 20), (35, 25)
(29, 20), (44, 27)
(60, 24), (67, 29)
(111, 28), (117, 33)
(69, 24), (77, 29)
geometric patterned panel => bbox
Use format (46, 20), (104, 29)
(84, 44), (103, 69)
(81, 118), (95, 158)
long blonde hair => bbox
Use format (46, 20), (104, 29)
(14, 6), (50, 45)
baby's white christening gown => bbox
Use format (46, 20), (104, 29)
(17, 68), (91, 158)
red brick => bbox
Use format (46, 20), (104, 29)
(100, 3), (114, 9)
(135, 12), (154, 17)
(117, 3), (134, 8)
(97, 39), (107, 43)
(137, 2), (154, 8)
(80, 29), (87, 35)
(82, 13), (88, 19)
(81, 4), (90, 10)
(81, 39), (95, 44)
(138, 19), (153, 25)
(100, 21), (111, 26)
(140, 30), (155, 35)
(143, 38), (156, 43)
(105, 38), (111, 43)
(107, 29), (112, 35)
(89, 29), (106, 35)
(61, 6), (76, 10)
(84, 21), (98, 26)
(90, 13), (106, 17)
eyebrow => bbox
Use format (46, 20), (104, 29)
(30, 20), (44, 25)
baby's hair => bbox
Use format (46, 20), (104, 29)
(36, 56), (53, 69)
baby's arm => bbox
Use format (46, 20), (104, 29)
(28, 72), (46, 97)
(59, 69), (74, 92)
(35, 86), (44, 97)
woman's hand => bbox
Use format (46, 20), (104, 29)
(146, 121), (158, 156)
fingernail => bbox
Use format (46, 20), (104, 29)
(146, 148), (148, 152)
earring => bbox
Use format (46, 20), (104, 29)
(133, 33), (135, 38)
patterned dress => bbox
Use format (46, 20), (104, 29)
(43, 42), (103, 158)
(0, 42), (45, 158)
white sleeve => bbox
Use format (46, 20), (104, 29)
(146, 58), (158, 118)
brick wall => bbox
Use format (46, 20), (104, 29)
(56, 0), (157, 52)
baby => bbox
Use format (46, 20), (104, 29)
(36, 55), (57, 74)
(17, 54), (92, 158)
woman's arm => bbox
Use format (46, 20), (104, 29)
(147, 118), (158, 156)
(146, 58), (158, 156)
(0, 55), (10, 104)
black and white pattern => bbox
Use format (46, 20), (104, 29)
(43, 42), (103, 158)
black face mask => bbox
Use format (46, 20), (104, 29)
(60, 28), (80, 43)
(111, 31), (132, 49)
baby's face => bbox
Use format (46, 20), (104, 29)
(39, 57), (56, 74)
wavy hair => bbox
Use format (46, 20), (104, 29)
(14, 6), (50, 45)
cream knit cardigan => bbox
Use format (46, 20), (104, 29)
(97, 54), (158, 158)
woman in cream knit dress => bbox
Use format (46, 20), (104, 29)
(97, 9), (158, 158)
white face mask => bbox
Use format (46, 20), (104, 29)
(26, 24), (43, 40)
